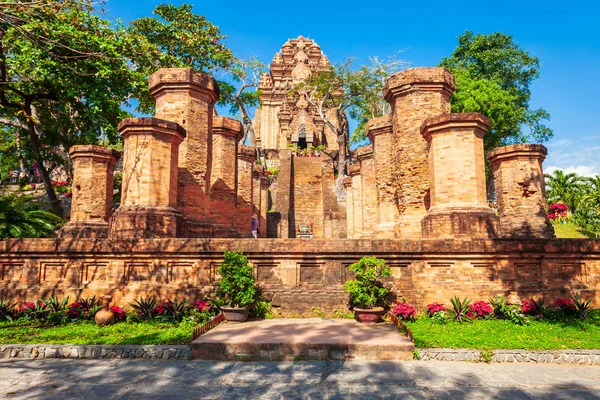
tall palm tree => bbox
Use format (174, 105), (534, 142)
(0, 194), (65, 238)
(583, 175), (600, 209)
(544, 170), (583, 211)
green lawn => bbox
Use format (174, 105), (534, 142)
(0, 321), (193, 345)
(406, 317), (600, 350)
(553, 222), (596, 239)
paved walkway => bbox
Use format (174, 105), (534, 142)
(1, 359), (599, 399)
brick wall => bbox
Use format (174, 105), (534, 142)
(292, 156), (325, 238)
(1, 238), (598, 316)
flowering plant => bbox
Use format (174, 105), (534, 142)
(193, 300), (211, 312)
(547, 203), (568, 223)
(68, 297), (100, 321)
(470, 301), (492, 318)
(554, 298), (576, 311)
(111, 305), (126, 322)
(426, 302), (446, 316)
(393, 301), (417, 321)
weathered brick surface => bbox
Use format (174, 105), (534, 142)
(149, 68), (219, 236)
(356, 146), (378, 238)
(383, 68), (455, 239)
(236, 146), (256, 237)
(343, 177), (354, 238)
(60, 145), (119, 238)
(366, 115), (397, 238)
(0, 238), (599, 315)
(420, 113), (499, 238)
(487, 144), (554, 238)
(109, 118), (185, 239)
(348, 164), (362, 239)
(292, 156), (325, 237)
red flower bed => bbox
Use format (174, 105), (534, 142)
(111, 305), (126, 322)
(470, 301), (492, 318)
(426, 302), (446, 316)
(393, 301), (417, 321)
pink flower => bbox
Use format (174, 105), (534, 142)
(471, 301), (492, 318)
(393, 301), (417, 321)
(193, 300), (211, 312)
(111, 305), (126, 322)
(19, 302), (35, 312)
(426, 302), (446, 316)
(521, 299), (534, 313)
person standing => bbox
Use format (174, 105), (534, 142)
(251, 214), (259, 238)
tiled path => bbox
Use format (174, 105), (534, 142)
(1, 359), (599, 399)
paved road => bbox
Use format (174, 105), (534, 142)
(1, 359), (599, 399)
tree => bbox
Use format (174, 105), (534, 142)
(545, 169), (583, 211)
(0, 194), (65, 238)
(440, 31), (553, 150)
(219, 56), (264, 147)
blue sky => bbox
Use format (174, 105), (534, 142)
(106, 0), (600, 176)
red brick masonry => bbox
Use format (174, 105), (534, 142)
(1, 238), (598, 315)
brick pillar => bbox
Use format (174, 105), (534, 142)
(383, 67), (455, 239)
(60, 145), (119, 238)
(259, 175), (270, 237)
(149, 68), (219, 237)
(236, 146), (256, 237)
(366, 115), (396, 238)
(420, 113), (499, 238)
(356, 145), (378, 238)
(487, 144), (554, 238)
(343, 176), (354, 239)
(210, 116), (243, 237)
(109, 118), (185, 239)
(349, 164), (362, 239)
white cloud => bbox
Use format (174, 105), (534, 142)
(545, 165), (598, 177)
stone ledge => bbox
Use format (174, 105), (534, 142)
(0, 344), (190, 360)
(418, 348), (600, 364)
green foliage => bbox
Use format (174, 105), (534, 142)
(406, 317), (600, 350)
(215, 251), (257, 308)
(449, 296), (472, 323)
(480, 349), (493, 363)
(412, 349), (421, 360)
(570, 293), (593, 321)
(0, 194), (65, 238)
(113, 172), (123, 205)
(129, 296), (158, 321)
(344, 257), (392, 308)
(0, 298), (17, 322)
(545, 170), (585, 211)
(310, 307), (327, 318)
(249, 301), (274, 319)
(156, 298), (187, 323)
(440, 31), (553, 150)
(488, 295), (529, 325)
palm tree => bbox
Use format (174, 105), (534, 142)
(0, 194), (65, 238)
(582, 175), (600, 209)
(544, 170), (584, 211)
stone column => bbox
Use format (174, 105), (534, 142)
(366, 115), (396, 238)
(236, 146), (256, 237)
(343, 176), (354, 239)
(149, 68), (219, 237)
(357, 145), (378, 238)
(210, 116), (243, 237)
(349, 164), (362, 239)
(60, 145), (119, 238)
(487, 144), (554, 238)
(383, 67), (455, 239)
(109, 118), (185, 239)
(420, 113), (499, 239)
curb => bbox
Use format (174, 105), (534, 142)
(0, 344), (190, 360)
(418, 348), (600, 364)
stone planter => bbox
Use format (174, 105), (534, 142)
(220, 306), (249, 322)
(354, 307), (384, 324)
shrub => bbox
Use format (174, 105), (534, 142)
(521, 297), (545, 319)
(216, 251), (256, 308)
(129, 296), (158, 321)
(570, 293), (592, 321)
(489, 295), (529, 325)
(547, 203), (569, 223)
(44, 296), (69, 324)
(193, 300), (211, 313)
(0, 194), (65, 238)
(426, 302), (446, 316)
(154, 298), (188, 322)
(470, 301), (492, 319)
(68, 297), (100, 321)
(393, 301), (417, 321)
(111, 305), (126, 322)
(20, 300), (49, 321)
(0, 297), (17, 322)
(344, 257), (392, 309)
(449, 296), (472, 323)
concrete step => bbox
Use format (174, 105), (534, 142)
(191, 318), (414, 361)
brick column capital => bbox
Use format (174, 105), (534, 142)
(421, 113), (490, 142)
(69, 145), (120, 165)
(238, 145), (257, 163)
(149, 68), (219, 104)
(213, 116), (244, 142)
(383, 67), (455, 103)
(366, 114), (393, 142)
(356, 144), (374, 162)
(348, 163), (361, 177)
(118, 117), (186, 143)
(487, 144), (548, 165)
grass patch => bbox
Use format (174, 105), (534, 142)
(406, 317), (600, 350)
(553, 221), (596, 238)
(0, 321), (193, 345)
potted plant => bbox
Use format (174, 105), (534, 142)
(344, 257), (392, 324)
(215, 251), (256, 322)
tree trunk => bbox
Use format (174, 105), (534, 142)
(26, 103), (63, 217)
(334, 112), (349, 201)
